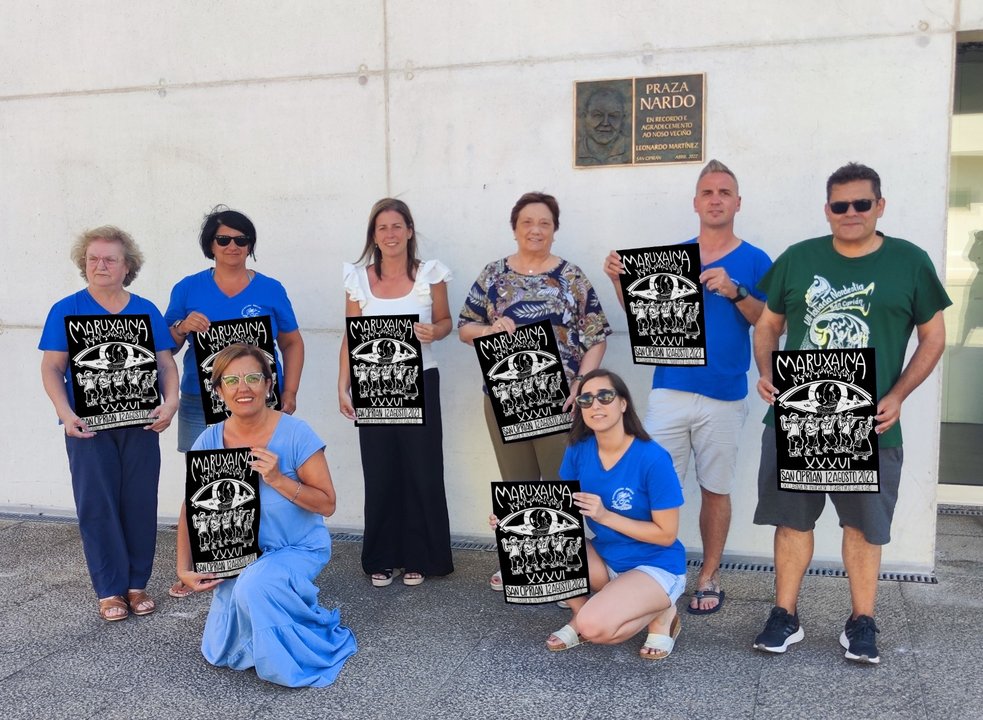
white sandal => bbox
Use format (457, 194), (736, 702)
(639, 614), (681, 660)
(546, 623), (585, 652)
(371, 568), (403, 587)
(489, 570), (504, 591)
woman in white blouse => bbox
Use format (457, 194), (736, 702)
(338, 198), (454, 587)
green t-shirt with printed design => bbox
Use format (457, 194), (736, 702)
(759, 233), (951, 447)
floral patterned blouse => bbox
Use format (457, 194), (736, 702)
(457, 257), (611, 380)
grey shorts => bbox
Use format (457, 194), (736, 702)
(752, 425), (903, 545)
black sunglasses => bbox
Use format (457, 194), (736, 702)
(575, 388), (618, 408)
(828, 199), (875, 215)
(214, 235), (251, 247)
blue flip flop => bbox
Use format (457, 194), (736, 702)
(687, 588), (725, 615)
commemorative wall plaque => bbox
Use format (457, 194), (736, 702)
(346, 314), (425, 426)
(474, 319), (572, 444)
(632, 73), (705, 164)
(492, 480), (590, 605)
(772, 348), (880, 493)
(65, 314), (160, 430)
(617, 244), (706, 365)
(574, 73), (705, 167)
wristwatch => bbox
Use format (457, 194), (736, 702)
(730, 283), (749, 303)
(171, 319), (188, 336)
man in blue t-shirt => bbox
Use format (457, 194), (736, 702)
(605, 160), (772, 615)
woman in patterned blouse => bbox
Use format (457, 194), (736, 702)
(458, 191), (611, 591)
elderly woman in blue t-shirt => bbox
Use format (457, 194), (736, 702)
(549, 368), (687, 659)
(39, 226), (179, 621)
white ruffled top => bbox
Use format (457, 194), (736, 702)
(343, 259), (452, 370)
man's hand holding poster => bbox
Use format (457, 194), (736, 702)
(492, 481), (589, 605)
(474, 319), (571, 443)
(772, 348), (879, 492)
(185, 448), (262, 578)
(616, 244), (706, 366)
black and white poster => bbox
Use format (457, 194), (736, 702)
(346, 314), (425, 425)
(492, 481), (590, 605)
(192, 316), (280, 425)
(474, 319), (572, 444)
(772, 348), (879, 493)
(64, 314), (160, 431)
(185, 448), (261, 578)
(617, 244), (706, 365)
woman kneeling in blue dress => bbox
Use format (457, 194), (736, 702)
(176, 343), (356, 687)
(550, 368), (688, 659)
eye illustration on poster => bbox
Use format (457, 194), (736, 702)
(491, 481), (589, 604)
(772, 348), (879, 493)
(65, 314), (160, 430)
(345, 314), (425, 425)
(192, 316), (280, 425)
(185, 448), (261, 578)
(474, 319), (572, 443)
(616, 244), (706, 366)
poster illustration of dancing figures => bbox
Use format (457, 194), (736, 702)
(192, 316), (280, 425)
(185, 448), (261, 578)
(617, 244), (706, 365)
(65, 314), (160, 430)
(772, 348), (879, 492)
(346, 314), (425, 425)
(492, 480), (589, 605)
(474, 319), (572, 444)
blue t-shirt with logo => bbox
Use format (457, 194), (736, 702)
(165, 270), (299, 395)
(560, 436), (685, 574)
(651, 238), (772, 401)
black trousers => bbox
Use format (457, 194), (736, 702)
(358, 368), (454, 576)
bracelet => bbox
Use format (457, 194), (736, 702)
(291, 481), (302, 502)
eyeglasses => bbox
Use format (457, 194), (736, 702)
(828, 199), (875, 215)
(86, 256), (121, 267)
(575, 388), (618, 408)
(214, 235), (251, 247)
(220, 373), (265, 388)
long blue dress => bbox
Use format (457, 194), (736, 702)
(192, 414), (357, 687)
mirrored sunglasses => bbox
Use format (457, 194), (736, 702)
(575, 388), (618, 408)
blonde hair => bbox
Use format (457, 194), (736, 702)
(698, 159), (739, 193)
(70, 225), (144, 287)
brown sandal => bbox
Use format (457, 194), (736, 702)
(127, 589), (156, 616)
(98, 595), (129, 622)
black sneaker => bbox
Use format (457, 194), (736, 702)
(839, 615), (880, 665)
(753, 606), (805, 653)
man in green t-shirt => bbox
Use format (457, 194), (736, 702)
(750, 163), (950, 664)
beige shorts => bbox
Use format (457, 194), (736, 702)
(644, 388), (747, 494)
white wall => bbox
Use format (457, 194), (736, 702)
(1, 0), (973, 572)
